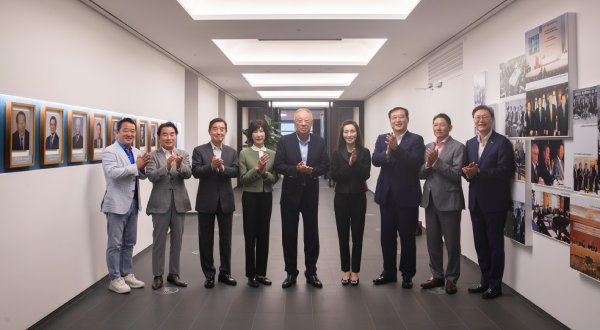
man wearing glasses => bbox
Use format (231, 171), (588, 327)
(462, 105), (514, 299)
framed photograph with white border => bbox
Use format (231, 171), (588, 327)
(5, 101), (36, 168)
(108, 116), (121, 146)
(137, 119), (149, 153)
(40, 106), (64, 165)
(90, 113), (106, 161)
(68, 110), (88, 163)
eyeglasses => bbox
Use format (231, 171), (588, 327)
(473, 115), (490, 122)
(295, 119), (311, 124)
(390, 115), (406, 121)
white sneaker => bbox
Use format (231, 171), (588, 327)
(109, 277), (131, 294)
(123, 274), (145, 288)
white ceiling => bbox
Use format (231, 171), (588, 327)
(82, 0), (511, 101)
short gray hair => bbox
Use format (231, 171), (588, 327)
(295, 108), (313, 120)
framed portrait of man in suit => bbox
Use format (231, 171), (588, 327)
(108, 115), (121, 146)
(150, 121), (158, 149)
(5, 101), (36, 168)
(90, 113), (106, 161)
(40, 106), (64, 165)
(137, 119), (149, 152)
(68, 110), (88, 163)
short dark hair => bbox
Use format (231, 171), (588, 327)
(158, 121), (178, 135)
(337, 120), (364, 150)
(96, 122), (101, 130)
(16, 111), (26, 124)
(388, 107), (409, 119)
(432, 113), (451, 126)
(117, 118), (136, 131)
(471, 105), (494, 118)
(209, 118), (227, 131)
(49, 116), (57, 125)
(247, 120), (269, 145)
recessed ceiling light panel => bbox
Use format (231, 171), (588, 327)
(272, 102), (330, 108)
(177, 0), (421, 20)
(213, 39), (387, 66)
(243, 73), (358, 87)
(257, 91), (344, 99)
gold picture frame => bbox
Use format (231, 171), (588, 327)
(90, 113), (107, 161)
(137, 119), (149, 153)
(150, 121), (159, 151)
(5, 102), (36, 168)
(40, 106), (64, 165)
(108, 116), (122, 146)
(67, 110), (88, 163)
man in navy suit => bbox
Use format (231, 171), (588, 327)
(462, 105), (514, 299)
(274, 109), (330, 288)
(46, 116), (60, 150)
(372, 107), (425, 289)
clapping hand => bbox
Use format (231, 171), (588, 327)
(175, 153), (183, 169)
(349, 148), (358, 166)
(255, 154), (269, 174)
(462, 162), (479, 177)
(385, 133), (398, 156)
(211, 154), (224, 171)
(296, 161), (313, 174)
(426, 148), (439, 167)
(136, 153), (151, 170)
(167, 154), (175, 171)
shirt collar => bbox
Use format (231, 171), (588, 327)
(210, 141), (223, 151)
(116, 140), (132, 154)
(161, 146), (175, 155)
(434, 135), (450, 146)
(251, 145), (267, 152)
(296, 133), (310, 146)
(478, 131), (492, 144)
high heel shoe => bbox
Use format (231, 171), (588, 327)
(341, 277), (350, 285)
(351, 277), (359, 286)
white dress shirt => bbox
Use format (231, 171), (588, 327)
(478, 131), (491, 160)
(210, 141), (223, 172)
(161, 147), (180, 174)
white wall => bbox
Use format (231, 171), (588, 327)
(0, 1), (184, 329)
(365, 0), (600, 328)
(224, 93), (238, 148)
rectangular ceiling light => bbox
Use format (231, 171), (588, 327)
(213, 39), (387, 66)
(178, 0), (421, 20)
(272, 102), (329, 108)
(243, 73), (358, 87)
(257, 91), (344, 99)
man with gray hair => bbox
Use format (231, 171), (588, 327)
(73, 118), (84, 149)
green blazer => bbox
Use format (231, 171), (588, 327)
(239, 148), (279, 192)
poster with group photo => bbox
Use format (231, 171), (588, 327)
(525, 82), (569, 137)
(569, 194), (600, 282)
(500, 54), (527, 99)
(531, 186), (571, 245)
(531, 140), (566, 188)
(503, 98), (526, 137)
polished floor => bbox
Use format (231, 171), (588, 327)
(35, 179), (564, 330)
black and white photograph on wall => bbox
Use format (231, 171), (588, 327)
(525, 14), (569, 90)
(474, 71), (486, 106)
(505, 200), (526, 244)
(531, 140), (565, 187)
(68, 110), (87, 162)
(6, 102), (35, 167)
(500, 54), (527, 99)
(41, 106), (64, 165)
(573, 86), (598, 125)
(573, 157), (597, 195)
(525, 82), (569, 137)
(504, 99), (526, 137)
(532, 189), (571, 244)
(570, 206), (600, 282)
(512, 140), (526, 181)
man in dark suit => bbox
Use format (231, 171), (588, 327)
(140, 125), (146, 147)
(72, 118), (84, 149)
(94, 123), (103, 149)
(274, 109), (330, 288)
(462, 105), (514, 299)
(573, 164), (578, 191)
(539, 144), (553, 186)
(536, 98), (545, 136)
(45, 116), (60, 150)
(12, 111), (30, 151)
(546, 93), (557, 136)
(583, 163), (590, 191)
(577, 163), (583, 192)
(192, 118), (239, 288)
(526, 101), (534, 137)
(557, 94), (568, 136)
(372, 107), (425, 289)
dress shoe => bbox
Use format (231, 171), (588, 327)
(350, 278), (360, 286)
(341, 277), (350, 286)
(445, 280), (457, 294)
(218, 273), (237, 286)
(282, 274), (298, 288)
(256, 276), (272, 285)
(467, 284), (489, 293)
(482, 287), (502, 299)
(167, 274), (187, 287)
(401, 275), (413, 289)
(204, 276), (215, 289)
(420, 277), (444, 289)
(248, 277), (259, 288)
(152, 276), (163, 290)
(373, 274), (397, 285)
(306, 275), (323, 288)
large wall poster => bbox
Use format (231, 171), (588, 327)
(532, 186), (571, 244)
(525, 82), (569, 137)
(570, 87), (599, 196)
(500, 54), (527, 99)
(569, 195), (600, 282)
(474, 71), (486, 106)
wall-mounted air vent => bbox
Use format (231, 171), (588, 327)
(428, 42), (463, 83)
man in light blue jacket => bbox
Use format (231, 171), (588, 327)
(102, 118), (151, 293)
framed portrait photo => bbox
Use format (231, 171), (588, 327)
(150, 121), (158, 151)
(108, 116), (121, 146)
(68, 110), (88, 163)
(40, 106), (64, 165)
(5, 102), (36, 168)
(137, 119), (149, 152)
(90, 113), (106, 161)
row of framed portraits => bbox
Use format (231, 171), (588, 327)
(5, 101), (162, 168)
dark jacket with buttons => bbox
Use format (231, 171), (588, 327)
(146, 148), (192, 215)
(331, 147), (371, 194)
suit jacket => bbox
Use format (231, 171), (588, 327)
(94, 138), (103, 149)
(146, 148), (192, 215)
(553, 156), (564, 181)
(418, 136), (466, 211)
(45, 134), (60, 150)
(73, 135), (84, 149)
(101, 143), (147, 214)
(526, 111), (533, 136)
(557, 104), (568, 136)
(546, 104), (557, 135)
(330, 147), (371, 194)
(464, 131), (514, 213)
(373, 131), (425, 208)
(12, 130), (30, 150)
(536, 107), (545, 136)
(239, 148), (279, 193)
(192, 142), (239, 214)
(537, 158), (553, 186)
(274, 133), (330, 209)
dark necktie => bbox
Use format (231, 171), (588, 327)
(51, 135), (54, 146)
(20, 137), (24, 150)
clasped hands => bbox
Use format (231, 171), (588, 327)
(255, 153), (270, 178)
(136, 153), (151, 170)
(211, 154), (225, 172)
(167, 153), (184, 171)
(297, 161), (313, 175)
(462, 162), (479, 177)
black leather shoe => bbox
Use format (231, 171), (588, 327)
(282, 274), (298, 288)
(482, 287), (502, 299)
(256, 276), (272, 285)
(204, 276), (215, 289)
(401, 275), (413, 289)
(218, 273), (237, 286)
(248, 277), (259, 288)
(306, 275), (323, 288)
(373, 274), (397, 285)
(152, 276), (163, 290)
(468, 284), (489, 293)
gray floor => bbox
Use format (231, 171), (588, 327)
(35, 179), (563, 330)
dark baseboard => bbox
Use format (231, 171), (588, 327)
(27, 245), (153, 330)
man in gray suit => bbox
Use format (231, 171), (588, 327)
(192, 118), (239, 288)
(101, 118), (151, 294)
(146, 122), (192, 290)
(418, 113), (466, 294)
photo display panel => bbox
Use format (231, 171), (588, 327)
(500, 54), (527, 99)
(569, 193), (600, 282)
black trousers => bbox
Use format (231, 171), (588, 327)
(197, 200), (233, 278)
(334, 192), (367, 273)
(281, 188), (320, 276)
(242, 191), (273, 278)
(470, 200), (506, 289)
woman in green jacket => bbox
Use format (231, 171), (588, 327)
(239, 120), (279, 288)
